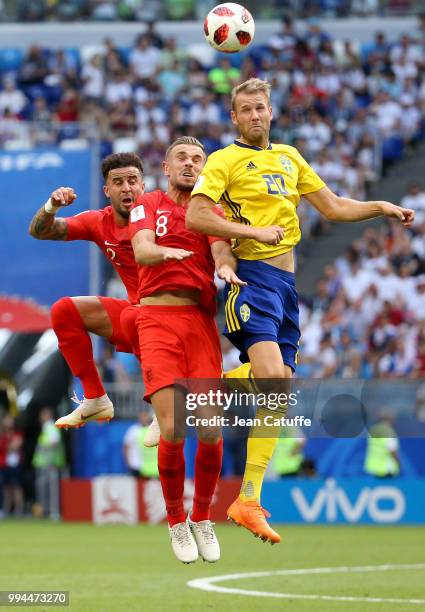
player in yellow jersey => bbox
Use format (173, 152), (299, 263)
(187, 78), (415, 544)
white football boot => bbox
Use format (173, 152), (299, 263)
(168, 521), (199, 564)
(144, 414), (160, 447)
(187, 514), (220, 563)
(55, 392), (114, 429)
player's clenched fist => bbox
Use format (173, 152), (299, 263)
(252, 225), (284, 245)
(380, 202), (415, 228)
(163, 248), (193, 262)
(51, 187), (77, 207)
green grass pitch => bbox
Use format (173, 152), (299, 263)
(1, 521), (424, 611)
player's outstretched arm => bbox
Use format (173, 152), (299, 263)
(187, 195), (285, 244)
(131, 228), (193, 266)
(305, 186), (415, 227)
(29, 187), (77, 240)
(210, 241), (247, 286)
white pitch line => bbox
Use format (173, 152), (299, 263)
(187, 563), (425, 605)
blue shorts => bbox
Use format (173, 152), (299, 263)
(223, 259), (300, 372)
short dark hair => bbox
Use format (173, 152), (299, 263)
(101, 152), (144, 180)
(165, 136), (205, 159)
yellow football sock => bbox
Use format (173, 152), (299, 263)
(239, 406), (283, 502)
(223, 362), (252, 379)
(225, 363), (287, 502)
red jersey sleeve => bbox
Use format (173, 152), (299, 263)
(208, 205), (230, 245)
(65, 210), (100, 241)
(128, 192), (159, 240)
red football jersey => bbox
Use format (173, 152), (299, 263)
(66, 207), (139, 304)
(128, 191), (224, 316)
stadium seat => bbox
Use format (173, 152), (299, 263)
(117, 47), (131, 67)
(63, 47), (81, 70)
(0, 48), (24, 74)
(21, 84), (50, 103)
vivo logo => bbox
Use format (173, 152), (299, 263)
(0, 153), (64, 172)
(291, 479), (406, 523)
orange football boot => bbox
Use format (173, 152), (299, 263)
(227, 498), (281, 544)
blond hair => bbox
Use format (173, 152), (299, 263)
(231, 78), (271, 110)
(165, 136), (205, 159)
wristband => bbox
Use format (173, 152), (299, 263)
(44, 198), (61, 214)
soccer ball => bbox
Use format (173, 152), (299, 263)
(204, 3), (255, 54)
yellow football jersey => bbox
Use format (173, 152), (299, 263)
(191, 141), (326, 260)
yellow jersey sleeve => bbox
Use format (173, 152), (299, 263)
(191, 151), (230, 203)
(293, 149), (326, 195)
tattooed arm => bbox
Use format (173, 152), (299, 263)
(29, 187), (77, 240)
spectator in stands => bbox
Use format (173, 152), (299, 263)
(157, 59), (185, 101)
(186, 58), (209, 99)
(0, 76), (27, 116)
(103, 38), (126, 75)
(81, 54), (104, 101)
(19, 45), (48, 86)
(361, 31), (390, 72)
(32, 407), (64, 520)
(55, 86), (79, 122)
(0, 107), (29, 147)
(31, 95), (55, 144)
(105, 70), (133, 105)
(302, 18), (331, 53)
(47, 49), (78, 85)
(336, 329), (362, 377)
(364, 412), (400, 477)
(129, 33), (161, 81)
(314, 332), (338, 378)
(411, 222), (425, 267)
(91, 0), (117, 20)
(144, 19), (164, 49)
(18, 0), (45, 21)
(135, 96), (166, 127)
(273, 425), (306, 478)
(412, 327), (425, 377)
(401, 183), (425, 225)
(52, 0), (85, 21)
(123, 410), (159, 479)
(187, 93), (221, 126)
(164, 0), (194, 20)
(100, 345), (131, 384)
(0, 414), (24, 516)
(159, 36), (187, 71)
(268, 16), (299, 61)
(208, 58), (240, 97)
(108, 98), (136, 137)
(409, 277), (425, 321)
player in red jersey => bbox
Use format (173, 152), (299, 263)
(128, 136), (244, 564)
(29, 152), (145, 428)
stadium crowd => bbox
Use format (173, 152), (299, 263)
(0, 0), (421, 22)
(0, 15), (424, 382)
(298, 196), (425, 379)
(0, 16), (424, 230)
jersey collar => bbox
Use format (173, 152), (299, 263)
(234, 140), (272, 151)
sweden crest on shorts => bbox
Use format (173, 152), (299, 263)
(240, 303), (250, 322)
